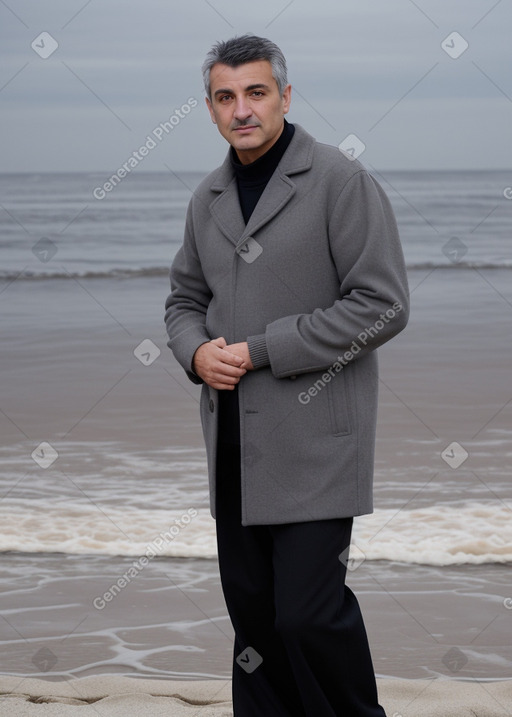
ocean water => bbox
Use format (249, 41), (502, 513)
(1, 169), (511, 568)
(1, 169), (511, 280)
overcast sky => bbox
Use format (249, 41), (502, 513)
(1, 0), (511, 172)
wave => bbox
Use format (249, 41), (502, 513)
(405, 261), (512, 270)
(0, 267), (170, 281)
(1, 262), (511, 282)
(1, 503), (511, 566)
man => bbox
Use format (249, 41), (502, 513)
(165, 34), (409, 716)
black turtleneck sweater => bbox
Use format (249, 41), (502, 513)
(218, 119), (295, 445)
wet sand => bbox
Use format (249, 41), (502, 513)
(0, 552), (510, 681)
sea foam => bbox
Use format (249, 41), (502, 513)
(2, 502), (511, 566)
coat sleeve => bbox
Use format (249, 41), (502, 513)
(164, 202), (212, 384)
(249, 170), (410, 379)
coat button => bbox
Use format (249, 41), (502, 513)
(290, 375), (297, 380)
(209, 399), (215, 412)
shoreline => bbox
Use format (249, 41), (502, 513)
(1, 268), (511, 704)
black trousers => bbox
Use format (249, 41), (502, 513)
(215, 443), (387, 717)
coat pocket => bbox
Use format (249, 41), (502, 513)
(326, 372), (351, 436)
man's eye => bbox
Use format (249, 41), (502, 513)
(251, 91), (264, 97)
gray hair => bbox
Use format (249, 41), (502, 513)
(202, 34), (288, 100)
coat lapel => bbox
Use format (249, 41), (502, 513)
(209, 172), (246, 246)
(241, 171), (295, 242)
(208, 124), (315, 247)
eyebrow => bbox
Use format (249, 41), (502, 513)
(213, 83), (271, 98)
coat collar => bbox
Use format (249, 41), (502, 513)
(208, 124), (315, 247)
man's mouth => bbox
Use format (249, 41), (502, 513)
(233, 125), (259, 133)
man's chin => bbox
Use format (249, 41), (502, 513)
(233, 138), (259, 150)
(231, 137), (264, 155)
(231, 129), (260, 144)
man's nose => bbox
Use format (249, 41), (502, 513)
(233, 96), (252, 120)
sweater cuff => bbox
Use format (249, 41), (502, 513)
(247, 334), (270, 369)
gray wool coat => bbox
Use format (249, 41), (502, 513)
(164, 124), (409, 526)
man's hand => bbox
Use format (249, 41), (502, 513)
(224, 342), (254, 370)
(193, 337), (247, 390)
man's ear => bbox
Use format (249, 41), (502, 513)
(205, 96), (217, 124)
(282, 84), (292, 115)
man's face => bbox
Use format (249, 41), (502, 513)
(206, 60), (291, 165)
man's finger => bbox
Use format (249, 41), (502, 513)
(218, 349), (245, 367)
(211, 382), (238, 391)
(212, 363), (246, 379)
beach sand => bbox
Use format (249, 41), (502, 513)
(1, 675), (512, 716)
